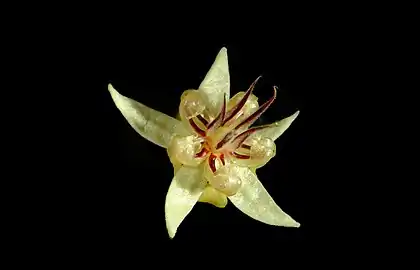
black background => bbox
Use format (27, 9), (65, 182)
(8, 3), (397, 262)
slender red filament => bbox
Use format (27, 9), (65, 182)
(222, 76), (261, 125)
(234, 87), (277, 131)
(220, 154), (225, 165)
(215, 86), (277, 150)
(197, 115), (208, 126)
(232, 152), (250, 159)
(189, 119), (206, 137)
(241, 144), (251, 149)
(216, 131), (235, 150)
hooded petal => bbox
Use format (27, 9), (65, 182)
(108, 84), (189, 148)
(228, 166), (300, 227)
(251, 111), (299, 141)
(165, 165), (207, 238)
(198, 47), (230, 116)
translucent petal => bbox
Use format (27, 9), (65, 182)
(198, 47), (230, 116)
(198, 186), (228, 208)
(251, 111), (299, 142)
(179, 90), (208, 134)
(165, 165), (207, 238)
(228, 166), (300, 227)
(232, 137), (276, 169)
(167, 135), (205, 167)
(108, 84), (189, 148)
(204, 164), (243, 196)
(180, 90), (206, 119)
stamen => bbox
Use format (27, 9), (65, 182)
(215, 87), (276, 150)
(216, 121), (271, 150)
(234, 86), (277, 131)
(232, 152), (250, 159)
(189, 119), (206, 137)
(207, 94), (227, 130)
(241, 144), (251, 149)
(220, 154), (225, 165)
(195, 147), (209, 158)
(216, 131), (235, 150)
(222, 76), (262, 125)
(209, 154), (217, 173)
(197, 115), (208, 126)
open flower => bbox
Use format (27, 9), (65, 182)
(108, 47), (300, 238)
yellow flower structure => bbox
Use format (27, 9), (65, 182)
(108, 47), (300, 238)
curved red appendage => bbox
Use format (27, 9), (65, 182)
(197, 115), (208, 126)
(241, 144), (251, 149)
(234, 86), (277, 131)
(220, 154), (225, 165)
(232, 152), (250, 159)
(222, 76), (262, 126)
(215, 87), (277, 150)
(189, 119), (206, 137)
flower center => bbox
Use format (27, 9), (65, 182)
(171, 77), (278, 195)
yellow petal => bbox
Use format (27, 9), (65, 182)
(228, 166), (300, 227)
(108, 84), (189, 148)
(198, 47), (230, 116)
(165, 165), (207, 238)
(252, 111), (299, 141)
(198, 186), (228, 208)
